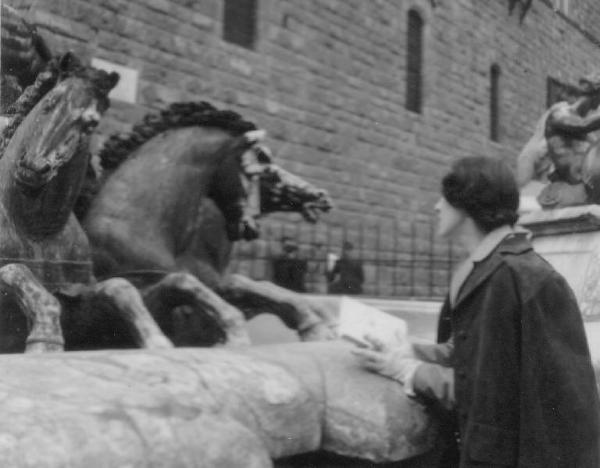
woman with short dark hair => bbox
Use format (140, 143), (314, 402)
(353, 156), (599, 467)
(441, 156), (519, 232)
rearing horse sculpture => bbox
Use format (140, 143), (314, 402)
(0, 52), (173, 352)
(80, 102), (335, 346)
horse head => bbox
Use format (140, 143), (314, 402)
(13, 53), (118, 189)
(214, 129), (332, 241)
(3, 52), (118, 236)
(254, 149), (333, 221)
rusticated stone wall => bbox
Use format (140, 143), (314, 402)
(4, 0), (600, 295)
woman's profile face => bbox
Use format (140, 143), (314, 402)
(435, 197), (466, 239)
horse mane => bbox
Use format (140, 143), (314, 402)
(97, 101), (257, 172)
(73, 102), (258, 221)
(0, 62), (59, 157)
(0, 53), (118, 158)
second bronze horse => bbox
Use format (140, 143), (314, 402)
(80, 102), (335, 346)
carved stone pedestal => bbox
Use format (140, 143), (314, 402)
(520, 205), (600, 320)
(520, 206), (600, 386)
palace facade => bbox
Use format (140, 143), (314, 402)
(3, 0), (600, 295)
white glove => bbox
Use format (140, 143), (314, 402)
(351, 335), (422, 391)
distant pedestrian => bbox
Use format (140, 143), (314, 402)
(327, 241), (364, 295)
(272, 236), (307, 292)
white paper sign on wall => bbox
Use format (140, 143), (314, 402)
(91, 58), (139, 104)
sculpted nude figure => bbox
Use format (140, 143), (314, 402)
(517, 71), (600, 208)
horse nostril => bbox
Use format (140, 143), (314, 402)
(81, 109), (100, 126)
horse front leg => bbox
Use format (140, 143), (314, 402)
(142, 272), (250, 346)
(218, 274), (337, 341)
(90, 278), (173, 349)
(0, 263), (64, 353)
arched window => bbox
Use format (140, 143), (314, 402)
(490, 64), (501, 142)
(223, 0), (257, 49)
(406, 9), (424, 114)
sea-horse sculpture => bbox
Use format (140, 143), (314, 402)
(79, 102), (335, 346)
(1, 4), (335, 349)
(0, 52), (174, 352)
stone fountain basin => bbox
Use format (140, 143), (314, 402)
(0, 342), (435, 467)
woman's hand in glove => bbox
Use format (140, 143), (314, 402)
(351, 335), (422, 385)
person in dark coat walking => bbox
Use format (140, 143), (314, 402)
(327, 241), (364, 295)
(353, 156), (600, 468)
(272, 236), (308, 292)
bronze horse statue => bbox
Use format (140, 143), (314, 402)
(80, 102), (335, 346)
(0, 52), (174, 352)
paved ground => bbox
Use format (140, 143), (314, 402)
(247, 297), (440, 345)
(248, 299), (600, 364)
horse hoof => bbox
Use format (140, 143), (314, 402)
(145, 335), (174, 349)
(224, 329), (252, 347)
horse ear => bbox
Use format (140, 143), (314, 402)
(107, 72), (120, 92)
(254, 145), (273, 163)
(58, 51), (81, 73)
(243, 129), (266, 145)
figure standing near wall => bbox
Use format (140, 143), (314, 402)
(272, 236), (308, 293)
(327, 241), (364, 295)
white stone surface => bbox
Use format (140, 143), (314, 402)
(520, 204), (600, 225)
(521, 208), (600, 319)
(0, 344), (435, 467)
(586, 322), (600, 361)
(248, 297), (440, 345)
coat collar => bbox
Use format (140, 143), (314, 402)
(453, 232), (532, 310)
(449, 226), (515, 307)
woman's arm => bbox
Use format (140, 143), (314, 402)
(412, 337), (454, 366)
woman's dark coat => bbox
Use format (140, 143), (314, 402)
(413, 234), (600, 468)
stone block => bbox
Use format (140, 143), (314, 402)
(30, 9), (95, 41)
(0, 344), (436, 466)
(520, 205), (600, 319)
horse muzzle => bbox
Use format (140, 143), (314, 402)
(301, 191), (333, 222)
(16, 167), (46, 190)
(16, 157), (56, 189)
(16, 144), (78, 189)
(315, 190), (333, 211)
